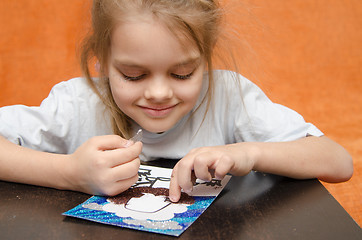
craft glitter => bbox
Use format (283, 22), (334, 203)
(63, 165), (231, 237)
(123, 219), (183, 230)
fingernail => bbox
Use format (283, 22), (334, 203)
(169, 195), (177, 202)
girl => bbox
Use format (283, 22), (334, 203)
(0, 0), (352, 202)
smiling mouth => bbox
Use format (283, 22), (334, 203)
(139, 104), (178, 118)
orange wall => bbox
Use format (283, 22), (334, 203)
(0, 1), (89, 106)
(0, 0), (361, 225)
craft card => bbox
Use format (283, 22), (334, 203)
(63, 165), (231, 236)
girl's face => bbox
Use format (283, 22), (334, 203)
(107, 15), (205, 133)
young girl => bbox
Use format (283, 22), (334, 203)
(0, 0), (352, 202)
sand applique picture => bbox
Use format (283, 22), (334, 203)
(63, 165), (231, 236)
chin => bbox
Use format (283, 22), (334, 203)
(144, 126), (171, 134)
(140, 122), (174, 134)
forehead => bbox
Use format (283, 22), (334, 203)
(110, 14), (201, 66)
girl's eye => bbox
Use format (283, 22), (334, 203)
(171, 72), (193, 80)
(122, 74), (146, 81)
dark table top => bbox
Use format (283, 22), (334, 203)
(1, 159), (361, 240)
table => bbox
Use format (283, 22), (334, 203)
(1, 159), (361, 239)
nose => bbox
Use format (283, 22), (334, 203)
(144, 76), (173, 102)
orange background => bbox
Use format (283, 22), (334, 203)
(0, 0), (361, 226)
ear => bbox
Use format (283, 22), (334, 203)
(95, 61), (101, 73)
(96, 59), (110, 78)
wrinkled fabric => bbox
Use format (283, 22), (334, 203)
(0, 70), (323, 160)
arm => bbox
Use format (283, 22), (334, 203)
(251, 136), (352, 182)
(0, 135), (141, 196)
(169, 136), (353, 202)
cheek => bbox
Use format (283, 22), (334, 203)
(109, 78), (138, 110)
(177, 85), (201, 104)
(177, 75), (204, 104)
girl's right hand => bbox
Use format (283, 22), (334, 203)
(67, 135), (141, 196)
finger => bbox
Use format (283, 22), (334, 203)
(101, 174), (139, 196)
(193, 153), (215, 181)
(169, 167), (182, 202)
(115, 174), (139, 193)
(109, 157), (140, 182)
(102, 141), (142, 167)
(214, 155), (234, 180)
(92, 135), (129, 151)
(175, 157), (194, 194)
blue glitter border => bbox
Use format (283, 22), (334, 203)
(63, 195), (215, 236)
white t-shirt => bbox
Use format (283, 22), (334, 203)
(0, 70), (323, 161)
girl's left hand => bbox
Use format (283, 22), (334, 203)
(168, 143), (256, 202)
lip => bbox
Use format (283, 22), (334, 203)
(138, 104), (178, 118)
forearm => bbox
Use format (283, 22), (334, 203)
(0, 136), (73, 190)
(169, 135), (353, 202)
(248, 136), (353, 182)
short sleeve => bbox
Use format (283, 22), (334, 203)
(226, 72), (324, 143)
(0, 78), (111, 154)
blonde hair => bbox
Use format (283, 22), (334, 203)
(80, 0), (223, 138)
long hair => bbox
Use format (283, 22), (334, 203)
(80, 0), (223, 138)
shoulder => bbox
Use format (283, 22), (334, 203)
(207, 70), (257, 94)
(45, 76), (106, 118)
(40, 77), (108, 135)
(43, 77), (103, 107)
(204, 70), (264, 106)
(49, 77), (96, 97)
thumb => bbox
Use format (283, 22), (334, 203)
(95, 135), (130, 150)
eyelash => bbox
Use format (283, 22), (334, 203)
(122, 74), (146, 81)
(171, 72), (193, 80)
(121, 72), (194, 81)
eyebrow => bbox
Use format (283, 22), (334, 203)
(113, 56), (202, 69)
(113, 60), (145, 69)
(173, 56), (202, 67)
